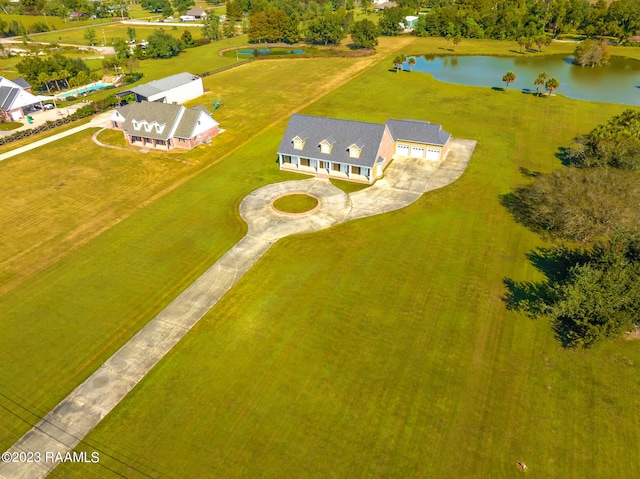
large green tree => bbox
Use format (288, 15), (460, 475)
(248, 9), (299, 43)
(145, 29), (184, 58)
(84, 28), (97, 46)
(202, 14), (222, 40)
(505, 234), (640, 348)
(379, 7), (407, 36)
(566, 109), (640, 170)
(172, 0), (194, 15)
(306, 12), (345, 45)
(350, 19), (379, 49)
(573, 39), (611, 67)
(505, 167), (640, 243)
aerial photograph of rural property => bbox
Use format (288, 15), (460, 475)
(0, 0), (639, 477)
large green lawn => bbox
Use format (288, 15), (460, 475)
(2, 36), (640, 478)
(0, 50), (379, 447)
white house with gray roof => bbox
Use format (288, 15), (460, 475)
(118, 72), (204, 104)
(0, 76), (43, 121)
(109, 101), (218, 150)
(277, 115), (451, 183)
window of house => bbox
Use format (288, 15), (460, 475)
(293, 136), (305, 150)
(320, 141), (332, 154)
(349, 146), (361, 158)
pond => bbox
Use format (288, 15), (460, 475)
(228, 47), (306, 58)
(405, 54), (640, 106)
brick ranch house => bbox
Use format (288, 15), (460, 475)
(277, 114), (451, 183)
(109, 101), (219, 151)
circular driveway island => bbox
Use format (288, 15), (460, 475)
(240, 179), (352, 242)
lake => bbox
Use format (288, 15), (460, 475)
(405, 54), (640, 106)
(229, 48), (306, 58)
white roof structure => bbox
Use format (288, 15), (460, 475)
(0, 77), (42, 114)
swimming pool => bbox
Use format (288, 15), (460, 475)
(58, 82), (113, 98)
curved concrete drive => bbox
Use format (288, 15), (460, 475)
(0, 138), (475, 479)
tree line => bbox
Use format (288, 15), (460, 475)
(414, 0), (640, 44)
(246, 5), (380, 48)
(503, 110), (640, 348)
(15, 54), (96, 93)
(4, 0), (129, 20)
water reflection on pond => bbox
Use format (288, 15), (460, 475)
(406, 54), (640, 105)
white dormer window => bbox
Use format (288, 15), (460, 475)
(293, 136), (305, 150)
(155, 124), (165, 134)
(132, 119), (142, 131)
(320, 140), (333, 154)
(349, 144), (361, 158)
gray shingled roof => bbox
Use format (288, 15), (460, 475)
(120, 101), (184, 140)
(386, 119), (450, 146)
(116, 101), (214, 141)
(12, 78), (31, 90)
(0, 86), (19, 111)
(128, 73), (199, 99)
(186, 7), (205, 15)
(173, 108), (200, 139)
(129, 84), (162, 99)
(277, 114), (387, 168)
(190, 104), (212, 116)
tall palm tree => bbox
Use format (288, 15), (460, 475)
(38, 72), (51, 94)
(502, 71), (516, 91)
(408, 56), (416, 72)
(59, 69), (70, 89)
(545, 77), (560, 95)
(393, 54), (406, 73)
(534, 72), (548, 96)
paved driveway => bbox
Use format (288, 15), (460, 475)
(0, 137), (476, 479)
(346, 138), (477, 220)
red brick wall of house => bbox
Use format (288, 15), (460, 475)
(377, 127), (396, 166)
(440, 138), (450, 160)
(172, 125), (219, 150)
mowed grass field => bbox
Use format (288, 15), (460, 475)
(2, 36), (640, 478)
(30, 24), (206, 46)
(0, 50), (381, 448)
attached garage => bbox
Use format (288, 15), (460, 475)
(396, 144), (410, 156)
(426, 148), (441, 161)
(410, 145), (425, 158)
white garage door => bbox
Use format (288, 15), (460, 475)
(11, 110), (23, 121)
(410, 146), (425, 158)
(396, 144), (410, 156)
(426, 148), (440, 161)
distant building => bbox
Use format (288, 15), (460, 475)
(185, 7), (207, 19)
(400, 16), (420, 31)
(373, 1), (397, 11)
(117, 72), (204, 104)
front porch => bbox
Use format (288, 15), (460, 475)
(127, 134), (171, 151)
(279, 154), (372, 184)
